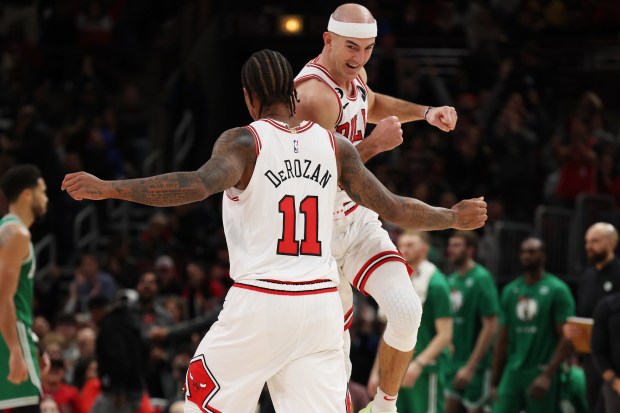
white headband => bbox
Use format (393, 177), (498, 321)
(327, 14), (377, 38)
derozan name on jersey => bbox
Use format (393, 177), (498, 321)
(264, 159), (332, 189)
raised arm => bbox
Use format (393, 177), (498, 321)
(360, 67), (457, 131)
(335, 134), (487, 230)
(62, 127), (257, 206)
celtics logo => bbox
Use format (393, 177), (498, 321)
(516, 296), (538, 321)
(450, 289), (463, 313)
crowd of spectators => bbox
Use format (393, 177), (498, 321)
(0, 0), (620, 412)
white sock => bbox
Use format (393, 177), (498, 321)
(372, 387), (397, 412)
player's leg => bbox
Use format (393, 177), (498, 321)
(267, 348), (348, 413)
(267, 289), (346, 413)
(363, 261), (422, 409)
(184, 287), (282, 413)
(340, 209), (422, 412)
(492, 371), (524, 413)
(444, 394), (464, 413)
(463, 369), (492, 413)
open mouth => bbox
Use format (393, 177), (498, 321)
(346, 63), (360, 69)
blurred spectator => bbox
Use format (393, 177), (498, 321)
(592, 292), (620, 413)
(491, 237), (575, 412)
(154, 255), (182, 296)
(41, 357), (82, 413)
(71, 327), (97, 389)
(565, 222), (620, 412)
(40, 396), (61, 413)
(183, 260), (225, 319)
(106, 236), (139, 289)
(135, 271), (173, 399)
(64, 253), (117, 314)
(88, 294), (146, 413)
(445, 231), (500, 413)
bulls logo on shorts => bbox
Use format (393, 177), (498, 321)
(185, 355), (221, 413)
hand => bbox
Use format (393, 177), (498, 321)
(528, 374), (551, 400)
(563, 323), (584, 340)
(453, 366), (474, 390)
(401, 361), (423, 388)
(366, 116), (403, 154)
(149, 326), (169, 342)
(39, 351), (51, 378)
(426, 106), (457, 132)
(367, 369), (380, 398)
(451, 197), (488, 230)
(612, 378), (620, 395)
(61, 171), (109, 201)
(8, 350), (29, 384)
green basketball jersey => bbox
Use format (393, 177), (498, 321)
(0, 214), (35, 327)
(448, 263), (500, 368)
(500, 273), (575, 371)
(416, 269), (452, 358)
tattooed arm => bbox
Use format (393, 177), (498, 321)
(335, 135), (487, 231)
(61, 127), (257, 206)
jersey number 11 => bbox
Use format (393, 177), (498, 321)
(277, 195), (321, 256)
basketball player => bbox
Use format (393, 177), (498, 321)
(445, 231), (499, 413)
(62, 49), (487, 413)
(294, 4), (459, 412)
(491, 237), (574, 413)
(0, 164), (49, 412)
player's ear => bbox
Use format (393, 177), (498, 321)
(323, 31), (332, 46)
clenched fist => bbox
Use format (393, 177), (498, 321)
(365, 115), (403, 154)
(61, 172), (110, 201)
(426, 106), (458, 132)
(451, 197), (488, 230)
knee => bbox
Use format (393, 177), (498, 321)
(381, 287), (422, 352)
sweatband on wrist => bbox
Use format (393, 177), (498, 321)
(327, 15), (377, 38)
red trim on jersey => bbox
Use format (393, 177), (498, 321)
(306, 59), (358, 101)
(343, 307), (353, 331)
(233, 283), (337, 296)
(224, 190), (239, 202)
(353, 251), (408, 295)
(356, 74), (369, 95)
(295, 74), (344, 126)
(328, 131), (336, 151)
(244, 125), (262, 156)
(260, 278), (332, 285)
(344, 203), (359, 216)
(260, 119), (314, 134)
(346, 389), (353, 413)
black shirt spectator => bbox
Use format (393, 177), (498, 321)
(592, 293), (620, 413)
(577, 258), (620, 317)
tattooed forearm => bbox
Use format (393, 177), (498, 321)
(337, 136), (455, 230)
(110, 173), (207, 206)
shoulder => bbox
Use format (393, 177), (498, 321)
(296, 80), (340, 109)
(430, 270), (449, 288)
(214, 127), (257, 152)
(473, 264), (494, 281)
(0, 222), (30, 247)
(545, 273), (570, 291)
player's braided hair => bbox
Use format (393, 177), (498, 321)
(241, 49), (298, 117)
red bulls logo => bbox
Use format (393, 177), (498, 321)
(185, 355), (221, 413)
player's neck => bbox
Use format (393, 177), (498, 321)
(524, 269), (544, 284)
(260, 106), (300, 128)
(316, 53), (352, 91)
(457, 258), (475, 275)
(8, 204), (34, 228)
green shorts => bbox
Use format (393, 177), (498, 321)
(493, 368), (560, 413)
(0, 321), (41, 409)
(444, 365), (491, 410)
(397, 366), (445, 413)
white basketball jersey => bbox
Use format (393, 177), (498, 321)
(222, 119), (339, 284)
(295, 55), (369, 217)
